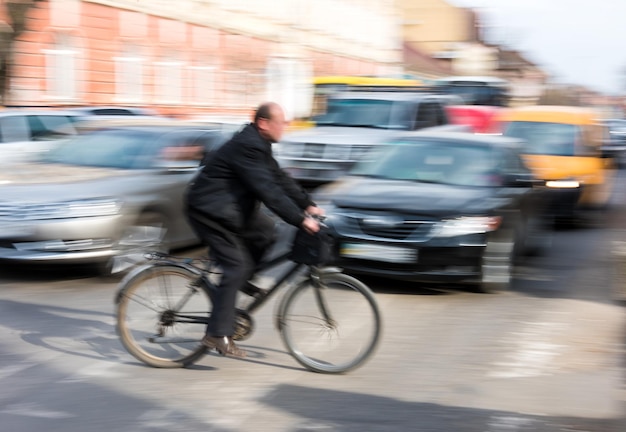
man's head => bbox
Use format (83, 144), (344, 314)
(254, 102), (288, 143)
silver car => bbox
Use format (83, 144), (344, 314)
(0, 120), (225, 271)
(275, 91), (463, 186)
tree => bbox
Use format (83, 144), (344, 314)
(0, 0), (43, 105)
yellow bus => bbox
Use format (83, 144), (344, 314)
(311, 75), (423, 117)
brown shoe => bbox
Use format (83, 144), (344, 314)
(202, 335), (247, 358)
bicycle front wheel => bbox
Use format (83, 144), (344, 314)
(278, 272), (381, 374)
(116, 264), (211, 368)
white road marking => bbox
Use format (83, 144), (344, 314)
(487, 321), (566, 378)
(136, 409), (192, 430)
(1, 402), (75, 419)
(0, 362), (36, 380)
(486, 415), (536, 431)
(59, 361), (126, 383)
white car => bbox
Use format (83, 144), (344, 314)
(0, 110), (80, 164)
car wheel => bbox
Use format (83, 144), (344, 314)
(476, 227), (515, 293)
(98, 211), (169, 278)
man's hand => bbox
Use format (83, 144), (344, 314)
(305, 205), (325, 217)
(301, 215), (320, 234)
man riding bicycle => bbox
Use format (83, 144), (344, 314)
(185, 102), (324, 358)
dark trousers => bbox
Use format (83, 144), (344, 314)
(187, 210), (276, 336)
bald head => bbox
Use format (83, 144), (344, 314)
(254, 102), (287, 143)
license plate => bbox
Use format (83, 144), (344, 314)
(340, 242), (416, 263)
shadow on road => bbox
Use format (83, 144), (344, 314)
(0, 299), (124, 363)
(260, 383), (622, 432)
(0, 299), (309, 374)
(0, 347), (223, 432)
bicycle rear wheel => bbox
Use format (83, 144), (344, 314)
(116, 264), (211, 368)
(278, 272), (381, 374)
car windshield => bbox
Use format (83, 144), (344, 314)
(437, 84), (507, 106)
(314, 99), (410, 129)
(503, 121), (577, 156)
(41, 128), (164, 169)
(351, 140), (497, 186)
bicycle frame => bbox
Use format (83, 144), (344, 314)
(115, 248), (339, 328)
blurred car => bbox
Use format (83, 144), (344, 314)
(602, 118), (626, 168)
(186, 115), (248, 141)
(499, 106), (615, 222)
(275, 91), (461, 186)
(66, 106), (160, 121)
(0, 110), (80, 163)
(314, 131), (551, 292)
(0, 120), (226, 272)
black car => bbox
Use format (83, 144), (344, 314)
(314, 131), (551, 292)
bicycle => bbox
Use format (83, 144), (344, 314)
(113, 225), (382, 374)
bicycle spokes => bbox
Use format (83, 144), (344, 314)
(116, 266), (212, 367)
(279, 273), (381, 373)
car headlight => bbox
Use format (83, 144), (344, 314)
(435, 216), (502, 237)
(66, 199), (122, 218)
(38, 198), (122, 220)
(545, 179), (580, 188)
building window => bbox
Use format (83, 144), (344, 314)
(43, 34), (77, 100)
(189, 65), (215, 106)
(114, 46), (143, 102)
(266, 57), (312, 119)
(223, 70), (248, 107)
(155, 56), (183, 104)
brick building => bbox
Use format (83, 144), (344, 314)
(0, 0), (403, 119)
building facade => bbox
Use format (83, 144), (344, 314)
(398, 0), (547, 105)
(1, 0), (404, 118)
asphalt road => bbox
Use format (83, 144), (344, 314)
(0, 172), (625, 432)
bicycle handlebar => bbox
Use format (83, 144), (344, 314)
(307, 213), (328, 228)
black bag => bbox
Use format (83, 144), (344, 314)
(289, 226), (335, 265)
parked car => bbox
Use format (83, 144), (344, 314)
(499, 106), (615, 223)
(66, 106), (160, 121)
(186, 115), (248, 141)
(0, 110), (80, 163)
(314, 131), (551, 292)
(0, 120), (226, 272)
(602, 118), (626, 168)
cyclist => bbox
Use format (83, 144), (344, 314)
(185, 102), (324, 358)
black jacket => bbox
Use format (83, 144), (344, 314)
(185, 123), (314, 233)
